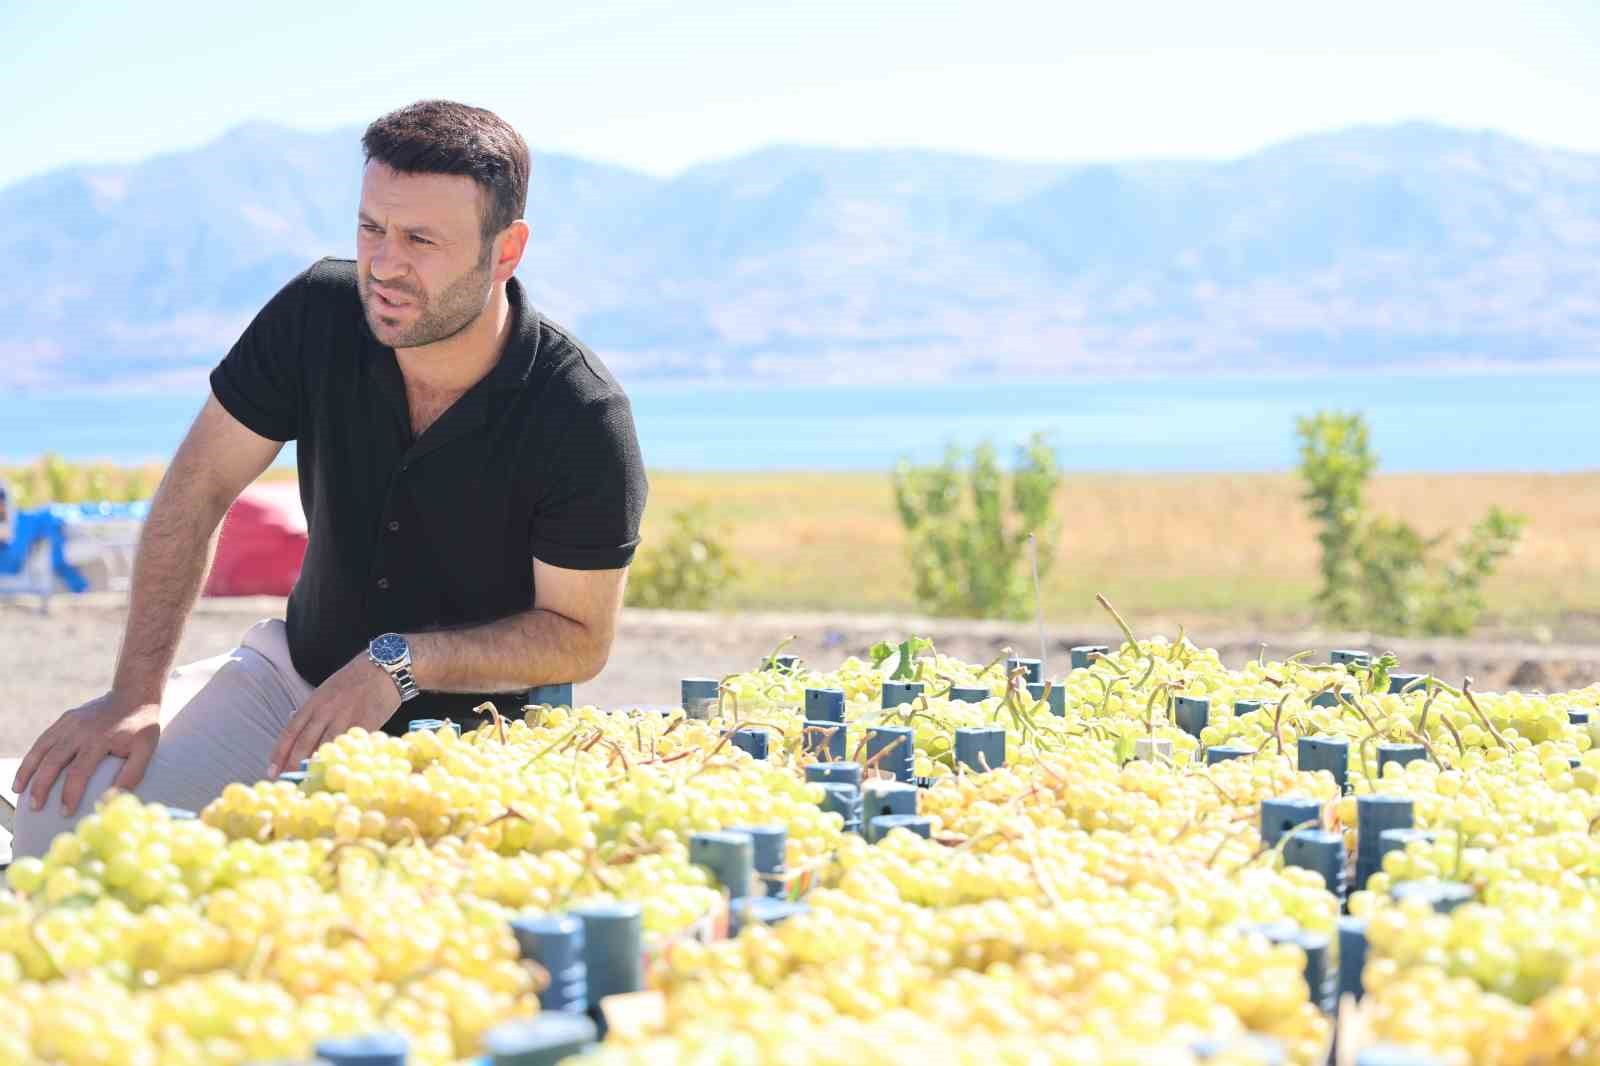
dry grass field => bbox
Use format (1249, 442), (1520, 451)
(8, 460), (1600, 635)
(637, 470), (1600, 635)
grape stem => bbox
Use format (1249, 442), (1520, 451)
(1035, 758), (1068, 789)
(861, 734), (909, 776)
(1205, 821), (1250, 868)
(1018, 823), (1063, 906)
(519, 724), (586, 770)
(1094, 674), (1129, 717)
(1356, 731), (1384, 786)
(1435, 715), (1465, 759)
(1417, 686), (1440, 738)
(472, 700), (507, 744)
(1270, 695), (1291, 755)
(1461, 678), (1512, 750)
(1143, 681), (1176, 736)
(598, 736), (632, 772)
(801, 721), (843, 760)
(978, 647), (1014, 681)
(243, 933), (278, 983)
(1405, 724), (1446, 770)
(762, 634), (799, 672)
(1198, 773), (1238, 807)
(1425, 676), (1464, 699)
(695, 720), (743, 771)
(1095, 593), (1139, 652)
(716, 680), (740, 720)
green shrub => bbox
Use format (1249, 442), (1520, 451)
(625, 503), (739, 610)
(891, 432), (1061, 619)
(1297, 412), (1525, 636)
(0, 454), (157, 505)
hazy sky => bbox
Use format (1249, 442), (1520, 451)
(4, 0), (1599, 188)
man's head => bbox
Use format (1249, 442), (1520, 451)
(357, 100), (531, 350)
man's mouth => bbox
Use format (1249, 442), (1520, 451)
(371, 285), (413, 310)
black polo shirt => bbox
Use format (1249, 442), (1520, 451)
(209, 257), (647, 728)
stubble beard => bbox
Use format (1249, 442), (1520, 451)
(361, 251), (494, 350)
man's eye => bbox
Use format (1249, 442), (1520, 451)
(360, 224), (382, 233)
(410, 236), (432, 246)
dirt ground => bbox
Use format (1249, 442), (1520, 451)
(5, 595), (1600, 757)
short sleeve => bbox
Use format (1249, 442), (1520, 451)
(208, 267), (310, 442)
(530, 392), (648, 570)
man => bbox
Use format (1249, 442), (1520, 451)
(11, 100), (647, 858)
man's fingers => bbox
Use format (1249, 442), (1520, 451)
(285, 718), (334, 780)
(12, 723), (64, 794)
(268, 707), (314, 779)
(60, 746), (110, 817)
(111, 733), (158, 793)
(27, 740), (78, 812)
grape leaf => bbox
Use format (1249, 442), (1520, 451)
(892, 637), (934, 680)
(871, 636), (934, 679)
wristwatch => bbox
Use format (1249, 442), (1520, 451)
(368, 632), (421, 703)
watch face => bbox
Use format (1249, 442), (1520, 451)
(371, 632), (408, 666)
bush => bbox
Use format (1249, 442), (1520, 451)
(891, 432), (1061, 619)
(0, 454), (157, 506)
(625, 503), (739, 610)
(1297, 412), (1525, 636)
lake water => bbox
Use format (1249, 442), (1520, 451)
(0, 371), (1594, 472)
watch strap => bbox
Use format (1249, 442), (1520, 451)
(390, 665), (421, 703)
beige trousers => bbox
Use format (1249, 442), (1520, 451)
(12, 618), (311, 859)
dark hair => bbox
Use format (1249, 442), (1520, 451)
(361, 100), (530, 248)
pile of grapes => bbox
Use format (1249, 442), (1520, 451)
(4, 614), (1600, 1066)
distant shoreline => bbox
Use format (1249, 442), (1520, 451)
(9, 358), (1600, 396)
(5, 370), (1600, 473)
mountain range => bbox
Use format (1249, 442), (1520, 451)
(4, 121), (1599, 389)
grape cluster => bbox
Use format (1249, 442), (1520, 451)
(3, 627), (1600, 1065)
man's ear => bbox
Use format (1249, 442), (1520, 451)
(492, 220), (531, 283)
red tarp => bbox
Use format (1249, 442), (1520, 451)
(204, 484), (307, 597)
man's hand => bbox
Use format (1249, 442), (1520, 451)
(12, 693), (162, 815)
(268, 653), (400, 778)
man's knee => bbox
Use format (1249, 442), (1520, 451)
(9, 755), (124, 860)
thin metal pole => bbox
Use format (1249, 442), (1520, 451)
(1029, 532), (1046, 674)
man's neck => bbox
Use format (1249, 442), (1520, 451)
(394, 282), (514, 396)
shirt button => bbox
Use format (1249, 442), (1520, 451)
(387, 521), (400, 533)
(376, 577), (390, 590)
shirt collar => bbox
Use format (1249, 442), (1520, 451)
(485, 275), (540, 391)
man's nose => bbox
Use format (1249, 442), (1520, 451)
(368, 234), (410, 282)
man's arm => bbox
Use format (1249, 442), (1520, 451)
(112, 396), (286, 703)
(13, 396), (284, 812)
(266, 560), (628, 775)
(407, 559), (628, 692)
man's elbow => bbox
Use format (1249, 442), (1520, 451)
(571, 629), (614, 684)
